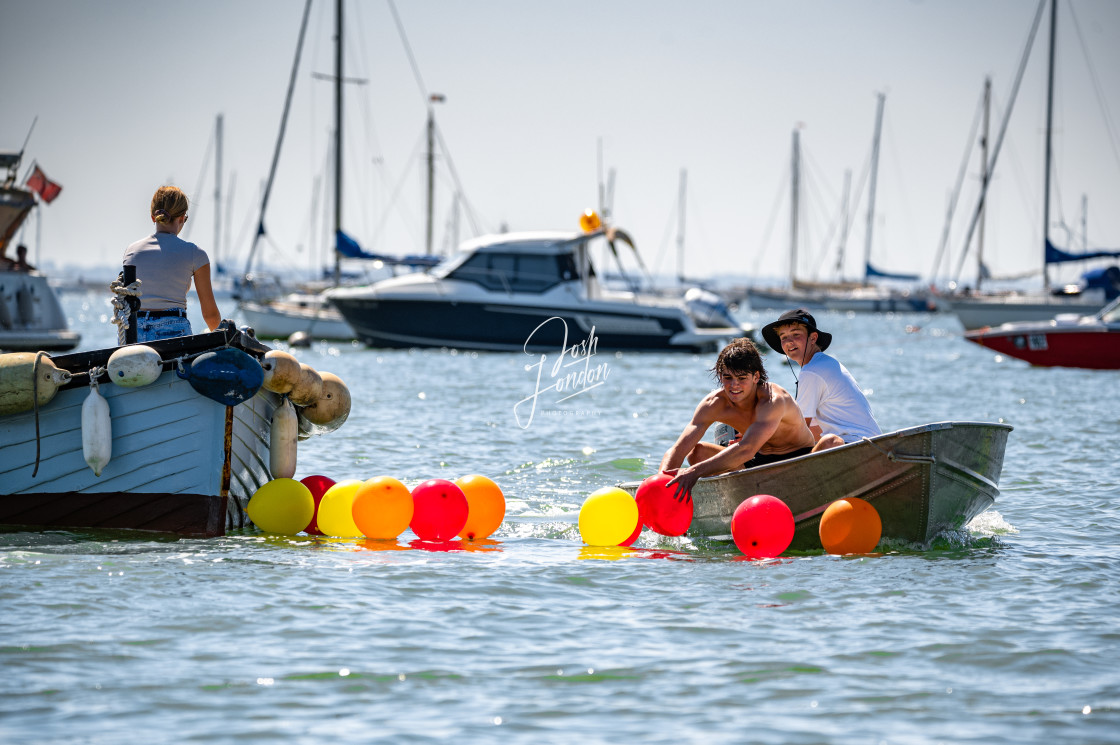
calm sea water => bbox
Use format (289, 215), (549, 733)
(2, 291), (1118, 744)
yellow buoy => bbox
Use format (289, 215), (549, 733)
(0, 352), (73, 416)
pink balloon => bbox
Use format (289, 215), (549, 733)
(731, 494), (794, 558)
(635, 471), (693, 536)
(409, 479), (469, 541)
(299, 475), (336, 535)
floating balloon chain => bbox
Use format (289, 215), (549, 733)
(247, 473), (506, 543)
(578, 474), (884, 558)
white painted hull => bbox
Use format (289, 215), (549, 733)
(237, 299), (355, 341)
(945, 293), (1108, 330)
(0, 270), (81, 352)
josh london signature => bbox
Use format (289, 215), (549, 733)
(513, 317), (611, 429)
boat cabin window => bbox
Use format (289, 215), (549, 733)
(445, 250), (580, 292)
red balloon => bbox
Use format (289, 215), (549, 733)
(409, 479), (469, 541)
(619, 519), (642, 547)
(634, 471), (693, 536)
(299, 474), (336, 535)
(731, 494), (794, 559)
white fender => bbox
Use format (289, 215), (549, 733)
(269, 398), (298, 479)
(107, 345), (163, 387)
(82, 382), (112, 477)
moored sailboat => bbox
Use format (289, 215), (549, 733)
(943, 0), (1120, 330)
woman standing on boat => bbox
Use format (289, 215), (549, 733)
(122, 186), (220, 342)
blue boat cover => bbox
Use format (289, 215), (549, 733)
(865, 262), (919, 282)
(1045, 239), (1120, 264)
(335, 230), (441, 268)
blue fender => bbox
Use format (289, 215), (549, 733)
(178, 348), (264, 406)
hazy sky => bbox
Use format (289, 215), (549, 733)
(4, 0), (1119, 287)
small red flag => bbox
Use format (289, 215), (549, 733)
(27, 165), (63, 204)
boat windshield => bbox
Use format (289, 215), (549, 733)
(438, 246), (582, 293)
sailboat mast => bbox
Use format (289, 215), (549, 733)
(1041, 0), (1057, 290)
(333, 0), (343, 286)
(790, 127), (800, 288)
(676, 168), (687, 284)
(835, 168), (851, 278)
(425, 95), (445, 255)
(863, 92), (885, 285)
(214, 114), (222, 268)
(977, 77), (991, 291)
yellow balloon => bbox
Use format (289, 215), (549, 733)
(316, 479), (364, 537)
(247, 478), (315, 535)
(578, 487), (639, 546)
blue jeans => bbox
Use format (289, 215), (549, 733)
(136, 315), (193, 342)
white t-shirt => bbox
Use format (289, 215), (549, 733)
(796, 352), (881, 442)
(123, 232), (209, 310)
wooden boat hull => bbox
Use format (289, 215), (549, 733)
(0, 330), (278, 536)
(623, 421), (1012, 550)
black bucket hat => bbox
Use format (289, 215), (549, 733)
(760, 308), (833, 354)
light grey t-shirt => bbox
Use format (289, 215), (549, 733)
(122, 232), (209, 310)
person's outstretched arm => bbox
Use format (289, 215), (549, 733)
(193, 263), (222, 331)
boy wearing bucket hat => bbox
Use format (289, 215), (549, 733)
(760, 309), (880, 451)
(661, 338), (816, 501)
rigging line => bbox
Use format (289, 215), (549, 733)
(685, 180), (714, 281)
(387, 0), (430, 106)
(753, 162), (789, 279)
(953, 0), (1047, 282)
(370, 132), (426, 251)
(800, 145), (842, 278)
(883, 111), (918, 272)
(243, 0), (314, 278)
(838, 148), (873, 280)
(434, 125), (486, 236)
(184, 126), (216, 243)
(650, 185), (679, 279)
(349, 0), (385, 212)
(1067, 1), (1120, 177)
(932, 82), (985, 282)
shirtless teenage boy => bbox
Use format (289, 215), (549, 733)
(662, 338), (815, 501)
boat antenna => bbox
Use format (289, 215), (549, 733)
(19, 117), (37, 158)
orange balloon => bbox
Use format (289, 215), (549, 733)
(455, 474), (506, 540)
(352, 476), (414, 539)
(819, 497), (882, 554)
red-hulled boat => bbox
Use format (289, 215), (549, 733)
(964, 297), (1120, 369)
